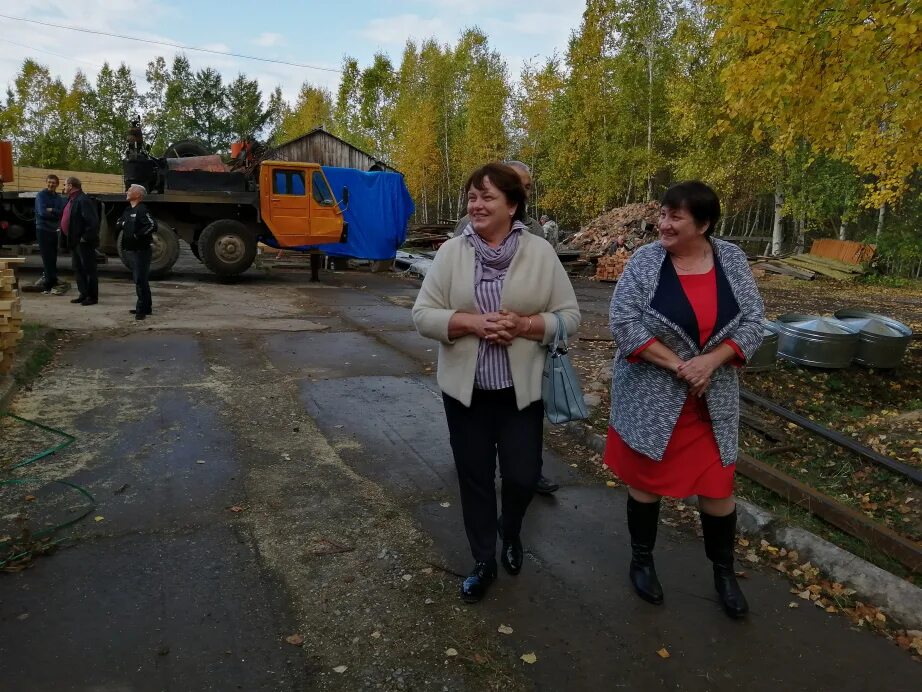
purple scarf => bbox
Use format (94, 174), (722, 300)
(462, 220), (527, 284)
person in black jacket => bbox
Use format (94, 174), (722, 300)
(118, 184), (156, 319)
(61, 177), (100, 306)
(34, 174), (67, 293)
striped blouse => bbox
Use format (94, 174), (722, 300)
(464, 227), (522, 390)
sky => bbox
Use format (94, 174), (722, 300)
(0, 1), (586, 104)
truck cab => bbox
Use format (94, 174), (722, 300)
(259, 161), (347, 247)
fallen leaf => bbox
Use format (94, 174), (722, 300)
(656, 648), (671, 659)
(439, 502), (451, 508)
(24, 495), (36, 502)
(285, 634), (304, 646)
(788, 602), (799, 609)
(520, 652), (538, 664)
(473, 653), (487, 664)
(446, 648), (458, 657)
(94, 516), (104, 522)
(332, 665), (347, 673)
(196, 460), (206, 465)
(605, 480), (617, 487)
(229, 505), (244, 513)
(371, 631), (382, 639)
(402, 574), (412, 581)
(798, 590), (812, 600)
(497, 624), (514, 635)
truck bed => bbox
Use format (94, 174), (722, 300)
(93, 190), (259, 206)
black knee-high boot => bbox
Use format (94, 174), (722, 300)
(700, 509), (749, 618)
(626, 496), (664, 605)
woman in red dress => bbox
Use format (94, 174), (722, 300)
(605, 181), (765, 618)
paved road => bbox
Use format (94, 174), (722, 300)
(0, 258), (918, 690)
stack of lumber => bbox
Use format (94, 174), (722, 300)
(783, 253), (868, 280)
(4, 166), (123, 193)
(595, 247), (631, 281)
(0, 258), (24, 375)
(569, 202), (660, 255)
(753, 253), (867, 281)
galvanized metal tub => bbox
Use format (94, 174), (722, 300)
(745, 321), (780, 372)
(775, 314), (858, 369)
(833, 309), (913, 368)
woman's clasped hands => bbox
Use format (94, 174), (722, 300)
(478, 309), (528, 346)
(675, 353), (719, 397)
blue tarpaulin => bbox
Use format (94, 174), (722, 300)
(262, 167), (414, 260)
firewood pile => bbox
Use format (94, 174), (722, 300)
(569, 202), (660, 255)
(0, 258), (24, 375)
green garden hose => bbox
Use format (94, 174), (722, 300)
(0, 412), (94, 568)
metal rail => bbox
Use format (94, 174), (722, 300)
(740, 388), (922, 486)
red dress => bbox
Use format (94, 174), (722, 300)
(604, 267), (736, 498)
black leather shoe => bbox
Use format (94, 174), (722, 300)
(713, 564), (749, 618)
(501, 536), (523, 575)
(630, 556), (664, 605)
(129, 309), (138, 314)
(535, 475), (559, 496)
(70, 296), (86, 304)
(135, 312), (146, 321)
(460, 560), (497, 604)
(81, 298), (98, 306)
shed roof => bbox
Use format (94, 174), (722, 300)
(276, 126), (400, 173)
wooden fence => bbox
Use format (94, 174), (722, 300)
(809, 238), (876, 265)
(4, 166), (123, 194)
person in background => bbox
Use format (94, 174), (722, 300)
(605, 181), (764, 618)
(33, 174), (68, 294)
(454, 161), (560, 496)
(414, 162), (580, 603)
(118, 184), (156, 320)
(61, 177), (100, 306)
(540, 214), (559, 248)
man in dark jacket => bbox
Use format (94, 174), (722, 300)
(118, 184), (156, 319)
(34, 174), (67, 294)
(61, 176), (100, 305)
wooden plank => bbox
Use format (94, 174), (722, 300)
(737, 452), (922, 573)
(752, 261), (815, 280)
(782, 256), (856, 281)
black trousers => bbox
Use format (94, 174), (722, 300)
(126, 247), (152, 313)
(71, 243), (98, 300)
(443, 388), (544, 562)
(36, 228), (58, 289)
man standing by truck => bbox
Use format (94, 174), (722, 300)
(61, 177), (100, 306)
(34, 174), (68, 294)
(117, 184), (156, 320)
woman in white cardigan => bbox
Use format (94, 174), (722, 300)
(413, 162), (580, 603)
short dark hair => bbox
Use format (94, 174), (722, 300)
(661, 181), (720, 237)
(464, 163), (526, 223)
(46, 174), (59, 183)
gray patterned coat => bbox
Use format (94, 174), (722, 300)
(608, 238), (764, 466)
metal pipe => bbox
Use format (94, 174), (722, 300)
(739, 388), (922, 486)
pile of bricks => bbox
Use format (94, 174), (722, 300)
(594, 247), (630, 281)
(0, 258), (24, 376)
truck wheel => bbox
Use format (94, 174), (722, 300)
(198, 220), (257, 277)
(117, 221), (181, 279)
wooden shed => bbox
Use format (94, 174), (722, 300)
(274, 126), (399, 173)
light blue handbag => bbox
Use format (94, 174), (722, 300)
(542, 313), (589, 424)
